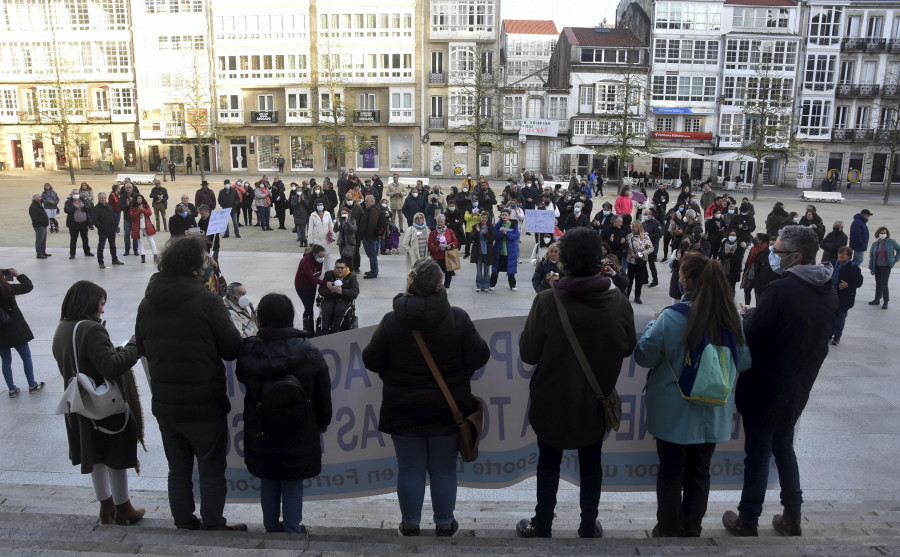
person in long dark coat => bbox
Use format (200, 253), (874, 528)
(1, 270), (42, 397)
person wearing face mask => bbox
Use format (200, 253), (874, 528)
(867, 226), (900, 310)
(460, 174), (476, 192)
(718, 229), (745, 294)
(402, 187), (427, 227)
(136, 237), (247, 532)
(307, 200), (335, 254)
(333, 207), (358, 272)
(168, 203), (197, 237)
(476, 181), (497, 216)
(65, 189), (94, 259)
(764, 202), (789, 239)
(642, 209), (662, 287)
(797, 210), (823, 242)
(224, 282), (259, 338)
(830, 246), (864, 346)
(591, 202), (614, 231)
(149, 179), (170, 233)
(428, 215), (459, 290)
(443, 202), (467, 258)
(705, 209), (725, 260)
(562, 201), (590, 230)
(848, 209), (872, 266)
(402, 212), (430, 271)
(521, 180), (538, 211)
(490, 208), (520, 291)
(387, 174), (406, 232)
(294, 244), (330, 332)
(635, 253), (750, 538)
(531, 242), (563, 293)
(614, 187), (633, 217)
(686, 225), (711, 257)
(723, 225), (837, 538)
(240, 181), (255, 227)
(819, 220), (848, 262)
(625, 220), (654, 303)
(218, 180), (241, 239)
(723, 205), (737, 228)
(92, 192), (123, 268)
(318, 259), (360, 335)
(741, 233), (773, 305)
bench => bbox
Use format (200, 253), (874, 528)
(115, 173), (157, 185)
(736, 182), (753, 194)
(800, 191), (844, 203)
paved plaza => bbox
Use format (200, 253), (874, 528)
(1, 170), (899, 533)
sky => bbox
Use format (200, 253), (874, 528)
(501, 0), (618, 31)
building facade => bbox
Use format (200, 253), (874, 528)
(0, 0), (137, 171)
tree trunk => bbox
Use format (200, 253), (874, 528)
(885, 145), (895, 205)
(198, 142), (206, 182)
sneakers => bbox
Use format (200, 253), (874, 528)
(510, 286), (517, 292)
(488, 287), (495, 291)
(29, 382), (45, 394)
(436, 519), (459, 537)
(648, 281), (659, 288)
(398, 522), (420, 536)
(722, 510), (758, 536)
(831, 338), (840, 346)
(8, 387), (20, 398)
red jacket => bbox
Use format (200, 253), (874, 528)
(427, 227), (458, 261)
(294, 253), (327, 291)
(129, 204), (156, 239)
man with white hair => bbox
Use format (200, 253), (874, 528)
(819, 219), (848, 263)
(28, 193), (50, 259)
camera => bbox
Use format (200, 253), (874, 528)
(1, 269), (12, 282)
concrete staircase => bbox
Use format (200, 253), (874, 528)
(0, 483), (898, 556)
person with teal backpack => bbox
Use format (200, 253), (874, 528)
(635, 253), (751, 537)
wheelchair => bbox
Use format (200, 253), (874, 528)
(314, 294), (358, 336)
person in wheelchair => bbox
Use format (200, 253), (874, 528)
(317, 258), (359, 335)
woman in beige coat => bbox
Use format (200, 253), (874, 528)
(402, 212), (430, 270)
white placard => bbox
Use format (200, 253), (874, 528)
(205, 208), (232, 235)
(524, 209), (556, 233)
(519, 119), (559, 138)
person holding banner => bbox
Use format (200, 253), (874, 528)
(236, 293), (332, 535)
(517, 227), (636, 539)
(635, 253), (750, 537)
(363, 258), (490, 538)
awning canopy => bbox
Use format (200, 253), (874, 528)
(657, 149), (711, 160)
(709, 151), (758, 162)
(557, 145), (597, 155)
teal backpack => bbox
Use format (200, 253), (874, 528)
(665, 303), (740, 406)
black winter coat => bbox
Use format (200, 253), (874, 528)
(730, 214), (756, 244)
(64, 198), (92, 228)
(92, 203), (118, 236)
(363, 290), (490, 437)
(833, 260), (864, 310)
(168, 214), (197, 237)
(136, 273), (241, 423)
(29, 200), (49, 227)
(532, 259), (562, 293)
(468, 222), (495, 262)
(820, 230), (848, 262)
(737, 270), (838, 430)
(236, 328), (332, 481)
(0, 274), (34, 348)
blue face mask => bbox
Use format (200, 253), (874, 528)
(413, 221), (426, 229)
(728, 209), (735, 214)
(602, 210), (610, 216)
(181, 211), (188, 218)
(768, 249), (789, 274)
(315, 256), (325, 264)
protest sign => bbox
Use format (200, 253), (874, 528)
(524, 210), (556, 234)
(205, 208), (231, 235)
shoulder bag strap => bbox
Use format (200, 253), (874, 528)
(70, 321), (84, 378)
(552, 289), (607, 403)
(412, 330), (466, 426)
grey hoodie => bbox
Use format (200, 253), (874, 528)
(786, 261), (833, 285)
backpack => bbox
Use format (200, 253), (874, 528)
(256, 372), (311, 435)
(664, 303), (740, 406)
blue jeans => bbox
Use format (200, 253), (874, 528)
(363, 237), (380, 276)
(122, 219), (138, 253)
(223, 208), (240, 237)
(737, 419), (802, 523)
(391, 434), (458, 527)
(851, 249), (864, 266)
(832, 307), (849, 340)
(115, 211), (121, 234)
(258, 206), (271, 229)
(260, 478), (304, 533)
(475, 254), (491, 290)
(1, 343), (36, 391)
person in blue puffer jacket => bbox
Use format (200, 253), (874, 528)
(635, 252), (751, 538)
(490, 208), (520, 291)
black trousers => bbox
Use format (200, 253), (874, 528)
(97, 232), (117, 264)
(68, 222), (90, 255)
(275, 205), (287, 228)
(874, 265), (892, 302)
(627, 260), (648, 299)
(532, 437), (604, 536)
(655, 438), (716, 537)
(320, 297), (350, 334)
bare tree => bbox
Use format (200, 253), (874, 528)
(876, 70), (900, 205)
(588, 52), (655, 183)
(451, 41), (507, 173)
(736, 48), (800, 201)
(176, 54), (218, 182)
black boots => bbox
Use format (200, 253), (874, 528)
(722, 510), (758, 536)
(141, 255), (146, 263)
(302, 317), (315, 335)
(772, 511), (802, 536)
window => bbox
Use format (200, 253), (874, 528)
(285, 89), (309, 121)
(480, 49), (494, 73)
(656, 117), (673, 132)
(834, 105), (848, 128)
(652, 76), (716, 102)
(653, 39), (719, 65)
(0, 88), (18, 117)
(431, 96), (444, 117)
(431, 0), (496, 34)
(799, 100), (831, 136)
(804, 54), (837, 90)
(808, 6), (842, 45)
(100, 41), (131, 73)
(431, 50), (444, 73)
(595, 84), (622, 112)
(505, 95), (523, 123)
(218, 94), (241, 120)
(110, 87), (134, 116)
(320, 91), (342, 119)
(356, 135), (379, 170)
(578, 85), (594, 112)
(548, 95), (568, 120)
(257, 136), (280, 170)
(449, 45), (475, 79)
(449, 92), (475, 121)
(724, 39), (797, 71)
(389, 135), (412, 170)
(839, 60), (855, 83)
(718, 114), (742, 143)
(655, 1), (722, 31)
(684, 118), (701, 132)
(357, 93), (375, 110)
(721, 76), (793, 106)
(94, 89), (108, 112)
(732, 7), (790, 29)
(855, 106), (870, 128)
(258, 95), (274, 111)
(217, 53), (307, 81)
(390, 88), (414, 122)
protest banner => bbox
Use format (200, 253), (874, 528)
(200, 316), (773, 502)
(205, 208), (232, 235)
(524, 210), (556, 234)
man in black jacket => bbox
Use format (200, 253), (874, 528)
(357, 195), (382, 279)
(652, 182), (669, 220)
(217, 180), (240, 238)
(168, 203), (197, 237)
(149, 179), (169, 233)
(723, 225), (838, 538)
(119, 182), (140, 255)
(820, 219), (848, 262)
(29, 194), (50, 259)
(135, 235), (245, 532)
(92, 193), (123, 268)
(318, 258), (359, 334)
(830, 246), (863, 345)
(641, 209), (662, 287)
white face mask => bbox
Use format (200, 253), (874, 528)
(72, 194), (80, 200)
(412, 192), (418, 198)
(238, 295), (251, 309)
(574, 208), (581, 214)
(728, 236), (737, 242)
(880, 233), (888, 240)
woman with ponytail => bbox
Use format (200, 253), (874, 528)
(634, 253), (751, 538)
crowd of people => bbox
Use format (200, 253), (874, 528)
(4, 168), (897, 539)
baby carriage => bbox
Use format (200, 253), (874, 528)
(385, 226), (401, 255)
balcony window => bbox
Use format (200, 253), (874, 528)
(799, 100), (831, 136)
(218, 94), (241, 121)
(390, 88), (414, 123)
(286, 89), (310, 121)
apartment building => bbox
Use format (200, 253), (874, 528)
(0, 0), (137, 171)
(132, 0), (216, 172)
(498, 19), (567, 177)
(547, 26), (649, 178)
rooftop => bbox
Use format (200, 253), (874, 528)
(723, 0), (796, 6)
(503, 19), (558, 36)
(563, 27), (644, 48)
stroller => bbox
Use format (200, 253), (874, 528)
(384, 225), (401, 255)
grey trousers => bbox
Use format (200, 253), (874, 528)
(33, 225), (46, 255)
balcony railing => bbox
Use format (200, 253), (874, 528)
(354, 109), (380, 123)
(429, 72), (446, 85)
(884, 84), (900, 98)
(829, 128), (900, 142)
(890, 39), (900, 52)
(428, 115), (446, 129)
(835, 83), (881, 97)
(165, 122), (185, 136)
(841, 37), (887, 52)
(802, 82), (835, 92)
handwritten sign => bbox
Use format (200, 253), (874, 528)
(524, 209), (556, 234)
(205, 208), (232, 235)
(519, 119), (559, 138)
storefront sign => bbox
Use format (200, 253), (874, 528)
(651, 132), (713, 141)
(652, 108), (715, 115)
(251, 111), (277, 123)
